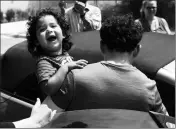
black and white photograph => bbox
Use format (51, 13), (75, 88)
(0, 0), (175, 128)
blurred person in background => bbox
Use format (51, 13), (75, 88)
(135, 0), (171, 35)
(58, 0), (67, 16)
(65, 0), (101, 33)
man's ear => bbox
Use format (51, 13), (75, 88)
(133, 44), (141, 57)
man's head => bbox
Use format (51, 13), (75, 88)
(77, 0), (87, 4)
(73, 0), (87, 14)
(100, 14), (143, 57)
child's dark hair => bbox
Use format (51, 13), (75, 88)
(26, 8), (72, 57)
(100, 13), (143, 53)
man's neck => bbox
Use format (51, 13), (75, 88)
(103, 52), (132, 65)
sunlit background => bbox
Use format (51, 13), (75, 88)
(1, 1), (29, 12)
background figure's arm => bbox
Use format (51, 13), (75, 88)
(65, 9), (69, 21)
(81, 15), (93, 31)
(65, 10), (71, 33)
(161, 18), (172, 35)
(83, 8), (101, 30)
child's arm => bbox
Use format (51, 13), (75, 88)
(41, 59), (88, 96)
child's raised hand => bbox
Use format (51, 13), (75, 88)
(65, 59), (88, 71)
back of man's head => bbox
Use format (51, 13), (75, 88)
(100, 14), (143, 53)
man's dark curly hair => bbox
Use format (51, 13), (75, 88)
(26, 8), (72, 57)
(100, 13), (143, 53)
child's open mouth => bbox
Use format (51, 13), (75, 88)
(47, 35), (57, 42)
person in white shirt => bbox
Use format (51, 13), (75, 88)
(65, 0), (101, 33)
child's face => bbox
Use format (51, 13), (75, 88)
(36, 15), (64, 55)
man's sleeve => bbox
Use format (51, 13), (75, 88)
(0, 122), (15, 128)
(50, 71), (74, 110)
(36, 59), (56, 84)
(85, 7), (102, 30)
(153, 85), (169, 116)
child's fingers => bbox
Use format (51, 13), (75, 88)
(75, 64), (84, 69)
(76, 60), (88, 66)
(76, 62), (88, 67)
(77, 59), (88, 64)
(67, 57), (73, 62)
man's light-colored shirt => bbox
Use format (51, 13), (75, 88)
(65, 3), (101, 33)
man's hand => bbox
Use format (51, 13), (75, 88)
(64, 59), (88, 71)
(30, 98), (56, 127)
(13, 98), (56, 128)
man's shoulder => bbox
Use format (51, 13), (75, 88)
(72, 62), (102, 74)
(133, 66), (156, 85)
(80, 62), (102, 69)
